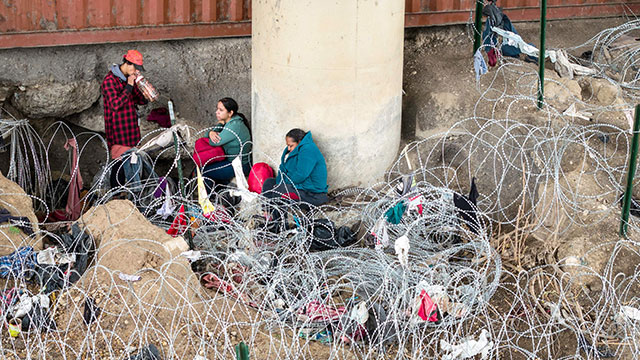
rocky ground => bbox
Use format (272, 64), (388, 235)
(1, 15), (640, 359)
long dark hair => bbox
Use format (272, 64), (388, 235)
(286, 128), (307, 144)
(218, 97), (251, 136)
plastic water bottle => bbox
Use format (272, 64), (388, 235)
(135, 75), (159, 101)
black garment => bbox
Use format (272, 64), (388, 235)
(262, 178), (328, 206)
(307, 219), (358, 251)
(129, 344), (162, 360)
(482, 3), (504, 30)
(261, 178), (329, 230)
(109, 159), (127, 188)
(83, 297), (101, 325)
(0, 208), (34, 235)
(453, 178), (480, 234)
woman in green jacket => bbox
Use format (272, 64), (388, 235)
(202, 97), (252, 186)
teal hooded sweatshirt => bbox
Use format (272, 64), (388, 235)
(276, 131), (328, 194)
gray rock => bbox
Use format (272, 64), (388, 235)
(0, 86), (13, 103)
(543, 78), (582, 111)
(11, 80), (100, 118)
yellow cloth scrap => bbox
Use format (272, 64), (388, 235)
(196, 166), (216, 216)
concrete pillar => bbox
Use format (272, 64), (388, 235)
(252, 0), (404, 189)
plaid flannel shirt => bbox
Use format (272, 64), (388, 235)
(101, 69), (147, 149)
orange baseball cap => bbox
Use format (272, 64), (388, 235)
(123, 50), (145, 71)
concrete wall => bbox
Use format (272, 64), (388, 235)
(0, 37), (251, 133)
(252, 0), (405, 189)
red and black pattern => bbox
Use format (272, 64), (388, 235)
(101, 70), (147, 148)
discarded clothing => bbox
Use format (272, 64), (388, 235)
(394, 235), (410, 267)
(21, 304), (56, 332)
(307, 219), (358, 251)
(167, 204), (188, 237)
(553, 49), (597, 79)
(0, 208), (34, 236)
(440, 329), (494, 360)
(63, 138), (84, 221)
(453, 178), (480, 234)
(299, 300), (346, 322)
(417, 290), (440, 322)
(483, 14), (521, 59)
(83, 297), (101, 325)
(385, 201), (407, 225)
(128, 344), (163, 360)
(487, 48), (498, 67)
(0, 247), (36, 278)
(196, 166), (216, 217)
(137, 124), (191, 153)
(563, 103), (592, 122)
(147, 107), (171, 128)
(482, 2), (504, 30)
(474, 49), (488, 83)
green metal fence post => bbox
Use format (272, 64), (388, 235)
(167, 99), (185, 198)
(167, 99), (194, 249)
(537, 0), (547, 109)
(620, 104), (640, 237)
(235, 341), (250, 360)
(473, 0), (484, 55)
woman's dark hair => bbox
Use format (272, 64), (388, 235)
(218, 97), (251, 136)
(286, 128), (307, 143)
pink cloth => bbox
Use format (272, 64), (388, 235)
(417, 290), (439, 322)
(301, 301), (346, 322)
(110, 144), (132, 160)
(64, 138), (83, 221)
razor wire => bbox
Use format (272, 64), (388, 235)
(2, 20), (640, 360)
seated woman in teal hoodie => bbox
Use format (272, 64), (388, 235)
(202, 97), (252, 187)
(262, 128), (329, 206)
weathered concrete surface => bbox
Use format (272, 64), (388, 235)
(0, 37), (251, 132)
(251, 0), (405, 189)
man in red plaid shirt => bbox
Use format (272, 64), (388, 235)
(101, 50), (153, 159)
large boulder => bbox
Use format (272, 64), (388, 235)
(579, 78), (625, 106)
(0, 172), (42, 250)
(11, 80), (100, 118)
(53, 200), (206, 358)
(544, 78), (582, 111)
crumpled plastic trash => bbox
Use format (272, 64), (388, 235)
(619, 305), (640, 321)
(350, 302), (369, 324)
(180, 250), (202, 262)
(118, 273), (142, 282)
(394, 235), (410, 267)
(36, 247), (58, 265)
(11, 293), (33, 318)
(371, 219), (390, 250)
(563, 103), (592, 122)
(440, 329), (494, 360)
(156, 183), (175, 220)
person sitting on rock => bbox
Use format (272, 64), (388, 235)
(202, 97), (252, 188)
(262, 128), (329, 206)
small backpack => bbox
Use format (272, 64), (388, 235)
(247, 162), (274, 193)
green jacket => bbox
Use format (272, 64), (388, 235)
(276, 131), (328, 194)
(209, 115), (252, 165)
